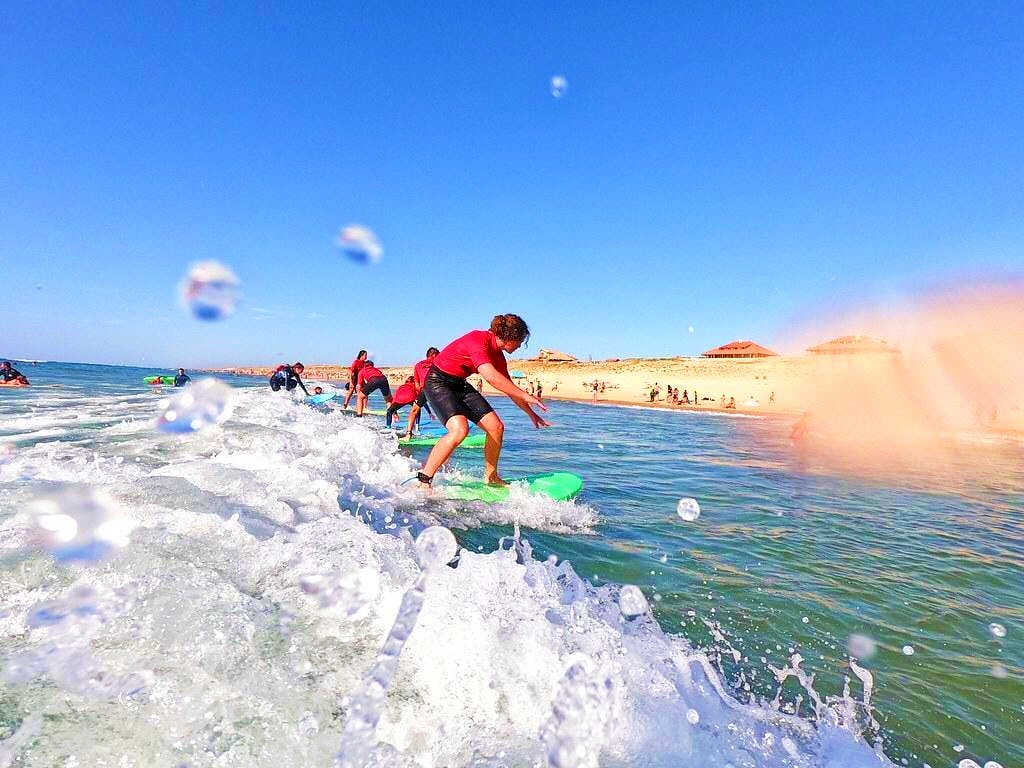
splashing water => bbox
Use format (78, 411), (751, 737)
(550, 75), (568, 98)
(539, 654), (617, 768)
(299, 567), (380, 617)
(677, 497), (701, 522)
(336, 224), (383, 265)
(156, 378), (234, 433)
(27, 485), (136, 563)
(178, 260), (240, 321)
(333, 527), (456, 767)
(618, 584), (649, 618)
(847, 633), (877, 659)
(987, 622), (1006, 639)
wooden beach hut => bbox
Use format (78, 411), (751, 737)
(701, 340), (779, 358)
(806, 335), (900, 355)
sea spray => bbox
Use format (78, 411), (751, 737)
(333, 526), (457, 768)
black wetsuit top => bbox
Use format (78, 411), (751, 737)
(271, 366), (309, 395)
(174, 374), (191, 387)
(1, 367), (26, 383)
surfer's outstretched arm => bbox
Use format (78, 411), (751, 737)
(477, 363), (550, 428)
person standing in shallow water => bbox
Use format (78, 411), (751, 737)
(416, 314), (549, 489)
(342, 350), (368, 409)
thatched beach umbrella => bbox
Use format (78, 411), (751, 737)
(701, 340), (779, 358)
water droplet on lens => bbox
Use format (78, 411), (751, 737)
(801, 616), (809, 624)
(686, 708), (699, 724)
(902, 644), (915, 656)
(847, 633), (877, 658)
(28, 486), (136, 563)
(618, 585), (648, 618)
(336, 224), (383, 265)
(688, 325), (695, 333)
(988, 622), (1006, 639)
(179, 261), (240, 321)
(415, 526), (457, 570)
(156, 378), (233, 433)
(676, 497), (700, 522)
(991, 663), (1007, 679)
(550, 74), (568, 98)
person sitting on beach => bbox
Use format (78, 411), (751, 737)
(670, 388), (678, 404)
(174, 368), (191, 387)
(415, 314), (549, 489)
(342, 350), (368, 408)
(270, 363), (309, 395)
(404, 346), (439, 439)
(725, 396), (736, 409)
(386, 376), (417, 429)
(355, 360), (392, 417)
(1, 361), (29, 385)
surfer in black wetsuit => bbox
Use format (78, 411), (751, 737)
(1, 361), (29, 385)
(174, 368), (191, 387)
(269, 362), (309, 395)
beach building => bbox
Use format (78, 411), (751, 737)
(535, 349), (578, 362)
(806, 335), (900, 355)
(701, 340), (779, 358)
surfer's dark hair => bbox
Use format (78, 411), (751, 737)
(293, 362), (304, 368)
(490, 314), (530, 345)
(426, 347), (440, 356)
(357, 350), (367, 358)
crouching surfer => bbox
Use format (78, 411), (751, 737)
(416, 314), (549, 490)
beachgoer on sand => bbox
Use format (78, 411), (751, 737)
(416, 314), (549, 489)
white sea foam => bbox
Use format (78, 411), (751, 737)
(0, 385), (891, 767)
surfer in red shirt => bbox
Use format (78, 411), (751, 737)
(342, 350), (368, 409)
(385, 376), (417, 429)
(355, 360), (393, 417)
(416, 314), (549, 489)
(403, 346), (439, 439)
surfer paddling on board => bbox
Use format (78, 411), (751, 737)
(416, 314), (549, 490)
(1, 361), (29, 385)
(342, 350), (368, 409)
(403, 346), (439, 439)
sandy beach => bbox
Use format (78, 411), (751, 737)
(208, 356), (806, 417)
(211, 352), (1024, 435)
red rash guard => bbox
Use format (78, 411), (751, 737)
(413, 358), (434, 390)
(432, 330), (510, 380)
(357, 364), (384, 387)
(393, 382), (417, 406)
(350, 359), (365, 379)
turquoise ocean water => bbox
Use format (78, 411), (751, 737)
(0, 362), (1020, 767)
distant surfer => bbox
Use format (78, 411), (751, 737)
(1, 361), (29, 385)
(355, 360), (392, 417)
(416, 314), (549, 490)
(174, 368), (191, 387)
(269, 362), (309, 396)
(404, 346), (439, 439)
(342, 350), (368, 409)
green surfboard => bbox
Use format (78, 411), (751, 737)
(440, 472), (583, 504)
(144, 375), (175, 385)
(399, 432), (486, 448)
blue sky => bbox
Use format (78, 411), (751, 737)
(2, 2), (1022, 368)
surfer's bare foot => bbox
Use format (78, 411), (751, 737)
(485, 475), (507, 486)
(417, 481), (433, 493)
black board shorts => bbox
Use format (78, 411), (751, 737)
(360, 375), (391, 399)
(415, 389), (428, 407)
(423, 366), (493, 425)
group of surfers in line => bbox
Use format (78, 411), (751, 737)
(267, 314), (549, 489)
